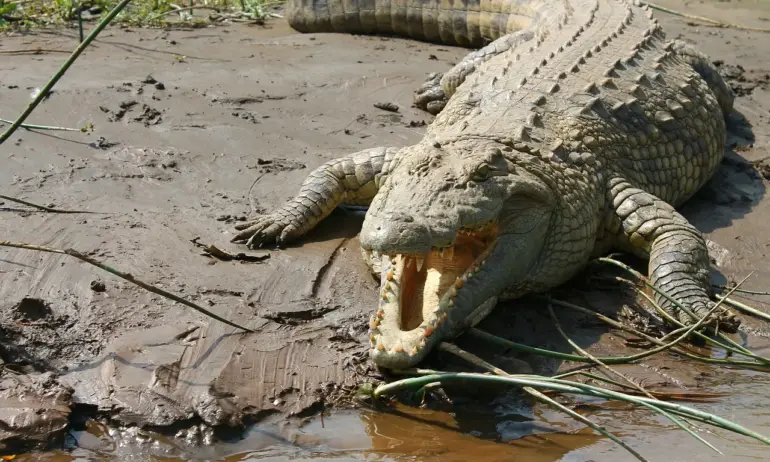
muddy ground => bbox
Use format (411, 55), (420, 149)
(2, 0), (770, 459)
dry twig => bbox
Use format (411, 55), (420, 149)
(0, 240), (254, 333)
(0, 194), (96, 214)
(546, 303), (657, 400)
(643, 1), (770, 33)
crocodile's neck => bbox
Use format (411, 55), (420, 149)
(428, 0), (659, 156)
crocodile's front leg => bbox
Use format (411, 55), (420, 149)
(608, 180), (738, 330)
(232, 146), (400, 248)
(414, 30), (536, 115)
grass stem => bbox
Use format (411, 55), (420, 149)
(0, 0), (133, 145)
(0, 240), (254, 333)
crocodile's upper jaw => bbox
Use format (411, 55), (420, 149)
(366, 225), (500, 368)
(359, 140), (556, 368)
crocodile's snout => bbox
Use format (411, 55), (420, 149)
(360, 212), (442, 254)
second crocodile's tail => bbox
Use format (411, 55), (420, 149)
(284, 0), (538, 48)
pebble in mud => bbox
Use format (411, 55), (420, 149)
(174, 424), (215, 446)
(373, 101), (399, 112)
(140, 75), (166, 90)
(90, 280), (106, 292)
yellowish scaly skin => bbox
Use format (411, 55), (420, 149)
(232, 0), (738, 369)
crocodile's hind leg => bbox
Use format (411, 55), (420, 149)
(668, 39), (735, 116)
(232, 146), (400, 248)
(607, 180), (738, 330)
(414, 30), (535, 115)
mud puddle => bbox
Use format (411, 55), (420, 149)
(2, 0), (770, 459)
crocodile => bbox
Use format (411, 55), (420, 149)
(231, 0), (738, 369)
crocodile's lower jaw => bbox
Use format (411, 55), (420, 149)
(366, 226), (499, 368)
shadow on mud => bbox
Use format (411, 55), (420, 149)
(683, 110), (765, 232)
(681, 110), (764, 289)
(298, 208), (366, 246)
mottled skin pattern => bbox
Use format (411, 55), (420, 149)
(231, 0), (737, 368)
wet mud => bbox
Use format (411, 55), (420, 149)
(2, 0), (770, 459)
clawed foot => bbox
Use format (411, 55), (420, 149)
(231, 213), (300, 249)
(413, 72), (448, 115)
(673, 301), (740, 334)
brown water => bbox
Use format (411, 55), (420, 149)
(15, 377), (770, 460)
(26, 406), (604, 460)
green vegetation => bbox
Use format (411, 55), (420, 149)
(0, 0), (282, 30)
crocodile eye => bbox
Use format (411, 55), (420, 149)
(471, 164), (492, 182)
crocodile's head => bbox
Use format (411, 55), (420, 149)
(360, 139), (555, 369)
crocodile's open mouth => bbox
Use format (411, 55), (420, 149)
(366, 224), (499, 367)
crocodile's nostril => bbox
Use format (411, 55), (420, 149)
(392, 212), (414, 223)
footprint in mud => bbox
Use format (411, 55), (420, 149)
(246, 157), (307, 173)
(714, 60), (770, 97)
(231, 110), (262, 124)
(132, 104), (163, 126)
(99, 84), (164, 126)
(89, 147), (184, 182)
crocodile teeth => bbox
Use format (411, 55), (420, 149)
(415, 257), (425, 272)
(444, 246), (455, 260)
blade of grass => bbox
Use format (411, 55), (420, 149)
(538, 377), (754, 446)
(635, 289), (767, 363)
(445, 344), (714, 443)
(562, 381), (722, 454)
(716, 295), (770, 324)
(0, 118), (81, 132)
(546, 297), (769, 370)
(437, 343), (650, 461)
(546, 302), (657, 400)
(598, 257), (734, 327)
(462, 327), (670, 364)
(468, 322), (722, 368)
(0, 194), (97, 214)
(553, 370), (642, 391)
(548, 268), (762, 367)
(526, 386), (650, 461)
(0, 0), (133, 145)
(395, 368), (727, 403)
(390, 368), (448, 376)
(374, 373), (770, 446)
(642, 1), (770, 33)
(442, 339), (721, 454)
(0, 49), (71, 55)
(713, 285), (770, 297)
(0, 240), (254, 333)
(598, 258), (766, 358)
(605, 274), (757, 358)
